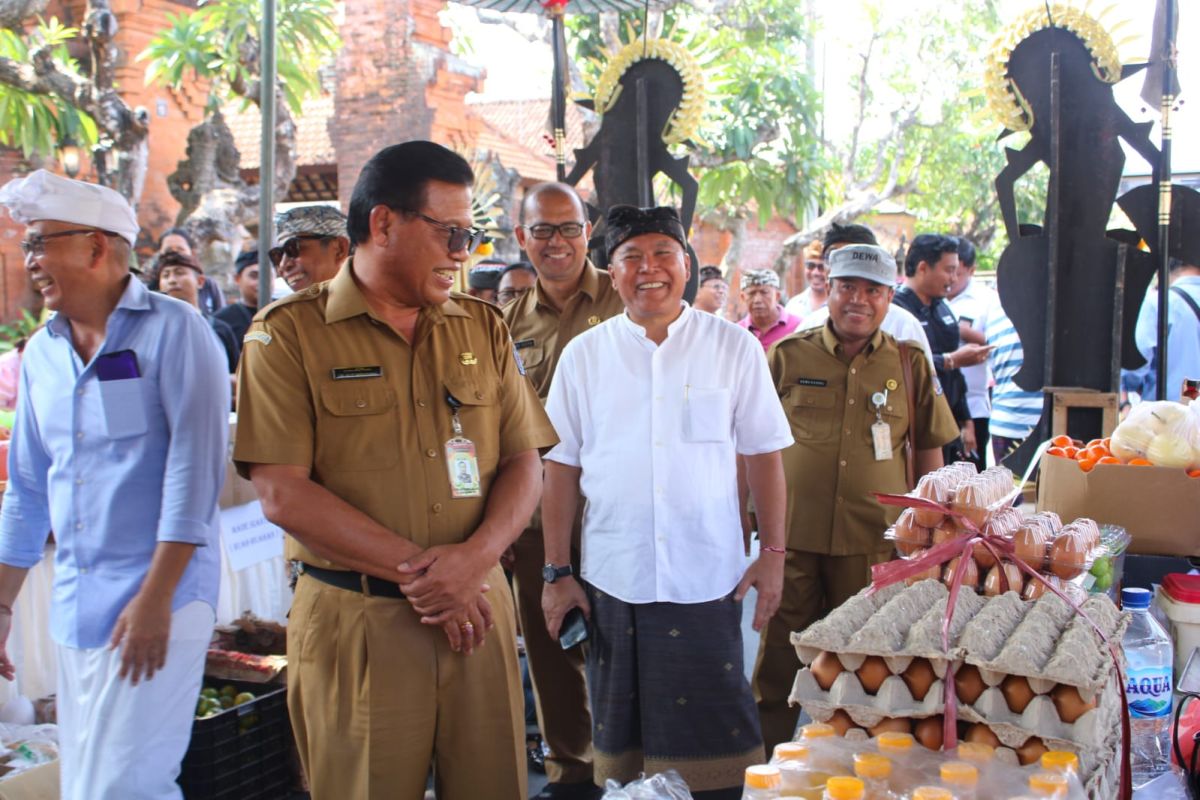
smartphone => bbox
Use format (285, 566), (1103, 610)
(95, 349), (140, 381)
(559, 607), (589, 650)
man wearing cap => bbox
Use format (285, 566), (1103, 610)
(541, 204), (793, 797)
(503, 182), (625, 800)
(467, 261), (506, 304)
(693, 265), (729, 317)
(214, 250), (261, 344)
(783, 240), (829, 322)
(271, 205), (350, 293)
(156, 250), (240, 373)
(738, 269), (802, 353)
(0, 170), (230, 798)
(496, 261), (537, 307)
(751, 243), (958, 753)
(234, 142), (557, 799)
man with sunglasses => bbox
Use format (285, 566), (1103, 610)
(783, 239), (829, 323)
(502, 182), (625, 800)
(234, 142), (556, 799)
(0, 170), (230, 799)
(270, 205), (350, 293)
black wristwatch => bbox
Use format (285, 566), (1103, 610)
(542, 563), (573, 583)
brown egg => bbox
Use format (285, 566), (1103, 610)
(1050, 684), (1097, 723)
(1001, 674), (1037, 713)
(942, 556), (980, 591)
(913, 474), (950, 527)
(1016, 736), (1049, 766)
(869, 717), (912, 737)
(913, 715), (945, 750)
(983, 562), (1023, 596)
(1013, 524), (1049, 570)
(856, 655), (892, 695)
(901, 658), (938, 701)
(905, 548), (942, 586)
(810, 650), (844, 691)
(1022, 574), (1059, 601)
(894, 510), (931, 556)
(964, 723), (1002, 749)
(931, 522), (961, 546)
(972, 538), (999, 569)
(827, 708), (857, 736)
(954, 664), (987, 705)
(1049, 532), (1087, 580)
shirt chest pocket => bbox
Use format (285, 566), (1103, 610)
(864, 402), (907, 451)
(784, 386), (837, 440)
(517, 345), (545, 370)
(316, 383), (399, 470)
(444, 375), (500, 467)
(683, 387), (732, 443)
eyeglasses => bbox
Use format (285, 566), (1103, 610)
(416, 214), (487, 254)
(523, 222), (585, 240)
(805, 260), (827, 271)
(496, 286), (530, 305)
(269, 235), (333, 266)
(20, 228), (119, 258)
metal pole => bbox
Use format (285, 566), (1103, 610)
(550, 9), (568, 181)
(258, 0), (278, 309)
(1154, 0), (1177, 400)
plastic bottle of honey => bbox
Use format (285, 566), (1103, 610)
(1027, 772), (1069, 798)
(875, 731), (915, 757)
(939, 761), (979, 800)
(822, 776), (864, 800)
(743, 764), (782, 799)
(1038, 751), (1079, 778)
(852, 753), (897, 799)
(910, 788), (952, 800)
(801, 723), (837, 741)
(771, 742), (831, 800)
(955, 742), (995, 766)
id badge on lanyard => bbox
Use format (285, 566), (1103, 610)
(870, 390), (892, 461)
(444, 391), (482, 498)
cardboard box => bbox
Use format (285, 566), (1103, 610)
(0, 761), (58, 800)
(1037, 454), (1200, 557)
(219, 416), (259, 511)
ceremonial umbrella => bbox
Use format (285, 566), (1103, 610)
(452, 0), (679, 179)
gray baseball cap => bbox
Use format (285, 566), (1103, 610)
(827, 244), (896, 285)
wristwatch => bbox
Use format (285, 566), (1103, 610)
(542, 563), (573, 583)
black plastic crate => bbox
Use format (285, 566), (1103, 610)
(179, 677), (292, 800)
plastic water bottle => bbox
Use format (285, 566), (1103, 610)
(1122, 587), (1174, 787)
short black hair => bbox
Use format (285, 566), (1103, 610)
(904, 233), (959, 277)
(502, 261), (536, 278)
(823, 223), (877, 254)
(957, 237), (977, 268)
(699, 265), (724, 284)
(347, 141), (474, 245)
(158, 227), (194, 250)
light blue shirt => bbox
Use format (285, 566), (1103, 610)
(1132, 276), (1200, 402)
(0, 277), (230, 648)
(981, 302), (1043, 440)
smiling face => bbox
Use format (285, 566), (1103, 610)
(609, 233), (689, 327)
(515, 189), (590, 287)
(827, 276), (894, 346)
(371, 180), (474, 308)
(916, 252), (959, 300)
(22, 221), (106, 316)
(805, 256), (828, 292)
(275, 236), (345, 291)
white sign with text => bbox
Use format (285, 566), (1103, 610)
(221, 500), (284, 571)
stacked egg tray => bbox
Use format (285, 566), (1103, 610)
(789, 581), (1129, 799)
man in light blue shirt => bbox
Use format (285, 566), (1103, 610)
(1130, 260), (1200, 402)
(0, 170), (229, 800)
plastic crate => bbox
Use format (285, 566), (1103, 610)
(179, 678), (292, 800)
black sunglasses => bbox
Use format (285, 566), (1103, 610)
(269, 235), (333, 266)
(416, 214), (487, 254)
(524, 222), (585, 240)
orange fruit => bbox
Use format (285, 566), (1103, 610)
(1129, 458), (1152, 466)
(1097, 456), (1121, 465)
(1189, 469), (1200, 479)
(1078, 458), (1097, 473)
(1047, 447), (1069, 458)
(1087, 444), (1111, 460)
(1086, 439), (1105, 449)
(1062, 446), (1080, 459)
(1051, 435), (1074, 449)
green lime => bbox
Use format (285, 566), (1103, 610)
(219, 695), (235, 709)
(200, 687), (219, 700)
(1094, 572), (1113, 591)
(219, 684), (238, 698)
(234, 692), (255, 706)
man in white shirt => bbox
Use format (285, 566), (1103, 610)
(946, 238), (998, 470)
(541, 205), (793, 798)
(782, 239), (828, 322)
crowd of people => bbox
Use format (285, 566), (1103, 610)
(0, 137), (1172, 800)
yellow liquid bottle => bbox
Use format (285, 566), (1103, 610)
(743, 764), (782, 799)
(823, 776), (865, 800)
(1027, 772), (1069, 798)
(852, 752), (897, 800)
(773, 742), (831, 800)
(940, 761), (979, 800)
(911, 788), (953, 800)
(1039, 751), (1080, 778)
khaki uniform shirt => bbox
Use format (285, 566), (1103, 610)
(501, 262), (626, 403)
(233, 262), (559, 568)
(768, 323), (959, 556)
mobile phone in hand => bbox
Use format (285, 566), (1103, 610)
(559, 607), (589, 650)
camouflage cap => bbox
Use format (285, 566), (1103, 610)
(274, 205), (348, 242)
(740, 269), (780, 291)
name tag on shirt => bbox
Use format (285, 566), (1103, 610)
(941, 315), (956, 325)
(331, 366), (383, 380)
(513, 338), (536, 350)
(795, 377), (827, 388)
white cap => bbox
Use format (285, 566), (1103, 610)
(827, 244), (897, 285)
(0, 169), (139, 246)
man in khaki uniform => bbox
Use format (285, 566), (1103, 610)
(753, 244), (959, 753)
(502, 182), (624, 800)
(234, 141), (558, 800)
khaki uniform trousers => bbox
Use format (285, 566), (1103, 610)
(752, 549), (892, 754)
(288, 565), (526, 800)
(510, 505), (593, 784)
